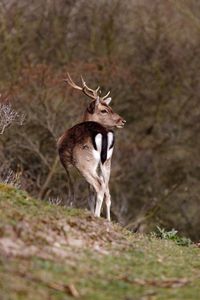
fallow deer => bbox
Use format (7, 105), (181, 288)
(57, 74), (126, 221)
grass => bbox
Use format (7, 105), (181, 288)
(0, 183), (200, 300)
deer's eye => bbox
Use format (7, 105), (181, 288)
(101, 110), (108, 114)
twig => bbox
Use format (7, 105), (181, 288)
(38, 156), (59, 199)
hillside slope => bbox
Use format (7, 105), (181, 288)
(0, 183), (200, 300)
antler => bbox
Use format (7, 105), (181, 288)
(101, 90), (110, 100)
(81, 76), (101, 99)
(64, 73), (110, 101)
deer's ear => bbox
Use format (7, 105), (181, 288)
(87, 101), (96, 114)
(103, 97), (112, 105)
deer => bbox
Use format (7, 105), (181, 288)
(57, 74), (126, 221)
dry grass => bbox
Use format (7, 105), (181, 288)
(0, 183), (200, 299)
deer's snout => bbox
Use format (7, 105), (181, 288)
(116, 117), (126, 128)
(122, 119), (126, 125)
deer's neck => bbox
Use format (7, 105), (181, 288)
(82, 112), (112, 130)
(82, 111), (93, 122)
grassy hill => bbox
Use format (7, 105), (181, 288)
(0, 183), (200, 300)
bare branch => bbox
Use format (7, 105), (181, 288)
(0, 101), (25, 134)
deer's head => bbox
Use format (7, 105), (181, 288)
(65, 73), (126, 130)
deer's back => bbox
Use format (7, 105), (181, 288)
(57, 121), (114, 168)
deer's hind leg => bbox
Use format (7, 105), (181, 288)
(78, 163), (105, 217)
(100, 158), (112, 221)
(88, 184), (96, 214)
(74, 146), (105, 218)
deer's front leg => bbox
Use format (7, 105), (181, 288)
(100, 158), (112, 221)
(104, 187), (111, 221)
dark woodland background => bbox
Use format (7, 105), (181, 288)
(0, 0), (200, 240)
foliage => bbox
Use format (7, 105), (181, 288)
(155, 226), (192, 247)
(0, 167), (22, 188)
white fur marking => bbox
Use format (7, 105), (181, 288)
(93, 133), (102, 162)
(107, 147), (114, 159)
(95, 133), (102, 152)
(92, 149), (100, 161)
(107, 132), (113, 149)
(107, 132), (114, 159)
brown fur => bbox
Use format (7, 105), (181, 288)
(58, 121), (109, 168)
